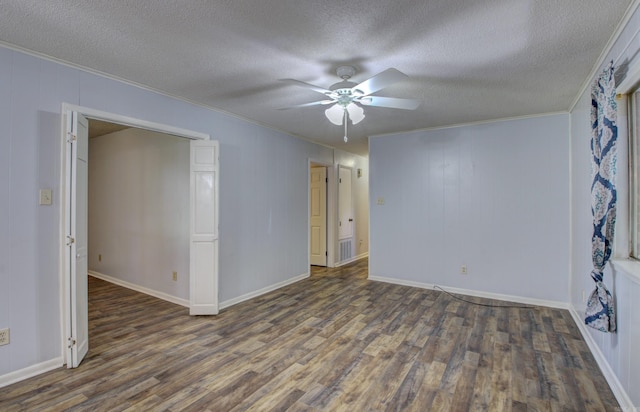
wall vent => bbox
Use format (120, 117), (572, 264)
(339, 240), (352, 261)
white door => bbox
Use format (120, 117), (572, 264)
(338, 166), (353, 240)
(310, 167), (327, 266)
(65, 111), (89, 368)
(189, 140), (219, 315)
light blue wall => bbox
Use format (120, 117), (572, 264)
(569, 5), (640, 408)
(369, 114), (571, 303)
(88, 129), (191, 301)
(0, 45), (335, 377)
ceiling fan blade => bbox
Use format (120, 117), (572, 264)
(279, 78), (332, 95)
(352, 68), (408, 96)
(278, 100), (334, 110)
(360, 96), (421, 110)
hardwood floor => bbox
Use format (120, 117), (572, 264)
(1, 259), (620, 411)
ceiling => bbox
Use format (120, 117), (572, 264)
(88, 119), (130, 139)
(0, 1), (634, 156)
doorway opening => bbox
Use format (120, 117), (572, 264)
(308, 160), (335, 268)
(87, 121), (191, 306)
(59, 104), (218, 368)
(338, 165), (354, 263)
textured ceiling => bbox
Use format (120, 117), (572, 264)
(0, 0), (634, 155)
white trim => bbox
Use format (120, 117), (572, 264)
(613, 12), (640, 71)
(568, 306), (636, 411)
(369, 111), (568, 139)
(617, 59), (640, 94)
(335, 252), (368, 267)
(326, 165), (337, 268)
(569, 0), (640, 112)
(61, 103), (209, 141)
(88, 271), (189, 308)
(367, 275), (569, 309)
(568, 95), (575, 312)
(219, 272), (309, 310)
(611, 258), (640, 285)
(58, 110), (67, 370)
(0, 358), (63, 388)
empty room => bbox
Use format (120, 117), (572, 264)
(1, 1), (640, 410)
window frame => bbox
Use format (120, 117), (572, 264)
(618, 62), (640, 260)
(630, 91), (638, 258)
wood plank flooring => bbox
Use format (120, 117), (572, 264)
(0, 259), (620, 411)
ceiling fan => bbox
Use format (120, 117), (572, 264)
(280, 66), (420, 142)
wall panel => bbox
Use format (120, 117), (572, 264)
(369, 114), (570, 302)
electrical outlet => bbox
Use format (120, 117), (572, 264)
(0, 328), (9, 346)
(172, 271), (178, 281)
(39, 189), (52, 205)
(460, 265), (468, 274)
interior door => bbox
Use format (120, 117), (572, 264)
(189, 139), (219, 315)
(310, 166), (327, 266)
(338, 166), (353, 240)
(65, 111), (89, 368)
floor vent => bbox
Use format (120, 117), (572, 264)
(339, 240), (352, 261)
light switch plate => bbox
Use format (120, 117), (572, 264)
(39, 189), (52, 205)
(0, 328), (9, 346)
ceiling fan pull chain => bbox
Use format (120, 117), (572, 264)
(344, 110), (348, 142)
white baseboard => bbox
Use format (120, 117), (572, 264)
(568, 306), (636, 411)
(335, 252), (368, 267)
(367, 275), (569, 309)
(88, 271), (189, 308)
(219, 272), (309, 310)
(0, 357), (63, 388)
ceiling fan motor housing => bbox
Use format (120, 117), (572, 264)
(330, 67), (364, 107)
(336, 65), (356, 79)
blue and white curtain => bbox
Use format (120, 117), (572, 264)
(585, 62), (617, 333)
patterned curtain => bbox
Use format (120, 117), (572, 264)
(585, 62), (617, 333)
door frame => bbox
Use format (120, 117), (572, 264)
(308, 159), (336, 268)
(58, 103), (213, 365)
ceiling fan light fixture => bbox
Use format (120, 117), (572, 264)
(346, 103), (365, 124)
(325, 104), (344, 125)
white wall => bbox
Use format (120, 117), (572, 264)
(0, 45), (334, 380)
(369, 114), (570, 304)
(569, 5), (640, 408)
(88, 128), (190, 300)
